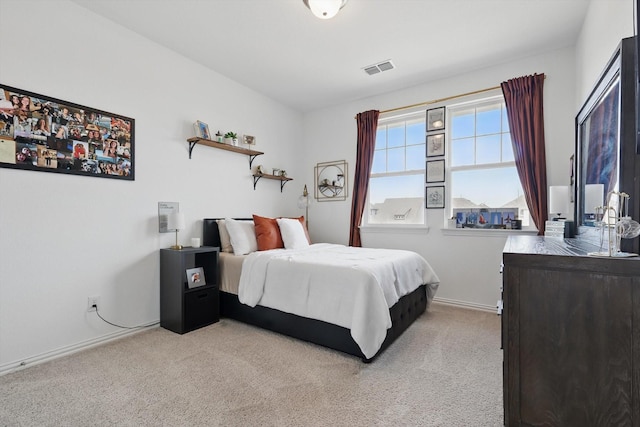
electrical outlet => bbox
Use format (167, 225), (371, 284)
(87, 296), (100, 312)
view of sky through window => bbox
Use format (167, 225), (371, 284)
(450, 100), (524, 209)
(365, 97), (529, 227)
(370, 118), (425, 205)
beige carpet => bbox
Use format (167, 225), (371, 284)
(0, 303), (502, 426)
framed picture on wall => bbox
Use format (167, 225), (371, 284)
(426, 133), (445, 157)
(426, 185), (445, 209)
(426, 159), (445, 183)
(427, 107), (445, 131)
(0, 83), (134, 180)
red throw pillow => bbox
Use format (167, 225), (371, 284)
(253, 215), (284, 251)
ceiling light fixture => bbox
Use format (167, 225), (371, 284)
(303, 0), (348, 20)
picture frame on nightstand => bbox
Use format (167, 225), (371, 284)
(186, 267), (206, 289)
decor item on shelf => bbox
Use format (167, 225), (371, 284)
(280, 170), (287, 177)
(256, 165), (264, 174)
(194, 121), (210, 140)
(224, 131), (238, 146)
(167, 211), (185, 250)
(315, 160), (348, 201)
(297, 184), (312, 227)
(302, 0), (348, 19)
(272, 168), (281, 176)
(215, 131), (223, 143)
(243, 135), (255, 146)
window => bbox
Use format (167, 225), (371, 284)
(449, 96), (531, 227)
(363, 112), (425, 226)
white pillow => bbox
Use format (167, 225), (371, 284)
(216, 220), (233, 253)
(225, 218), (258, 255)
(276, 218), (310, 250)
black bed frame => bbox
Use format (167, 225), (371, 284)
(203, 218), (428, 362)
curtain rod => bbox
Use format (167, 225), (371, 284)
(356, 75), (545, 118)
(378, 85), (500, 115)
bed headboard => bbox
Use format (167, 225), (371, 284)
(202, 218), (221, 247)
(202, 218), (253, 248)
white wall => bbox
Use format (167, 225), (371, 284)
(0, 0), (303, 371)
(302, 0), (635, 311)
(575, 0), (635, 104)
(302, 47), (577, 310)
(0, 0), (635, 371)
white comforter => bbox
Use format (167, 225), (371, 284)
(238, 243), (440, 358)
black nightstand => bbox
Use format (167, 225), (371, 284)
(160, 246), (220, 334)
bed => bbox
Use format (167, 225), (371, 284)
(203, 217), (440, 362)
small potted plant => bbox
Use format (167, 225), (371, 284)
(224, 131), (238, 146)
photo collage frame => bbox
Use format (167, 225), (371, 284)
(0, 84), (134, 180)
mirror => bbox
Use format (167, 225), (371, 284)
(576, 63), (620, 227)
(575, 37), (639, 253)
(315, 160), (348, 201)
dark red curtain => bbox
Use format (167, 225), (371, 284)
(349, 110), (379, 247)
(501, 74), (548, 234)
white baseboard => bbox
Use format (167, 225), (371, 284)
(432, 297), (497, 314)
(0, 324), (158, 377)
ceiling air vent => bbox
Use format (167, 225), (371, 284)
(377, 61), (394, 71)
(363, 59), (395, 76)
(364, 66), (381, 75)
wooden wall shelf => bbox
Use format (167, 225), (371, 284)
(252, 173), (292, 192)
(187, 137), (263, 169)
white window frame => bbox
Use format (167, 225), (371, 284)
(361, 110), (427, 230)
(446, 93), (535, 232)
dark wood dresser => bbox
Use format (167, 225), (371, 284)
(502, 235), (640, 426)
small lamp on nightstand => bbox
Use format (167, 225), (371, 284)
(167, 212), (185, 250)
